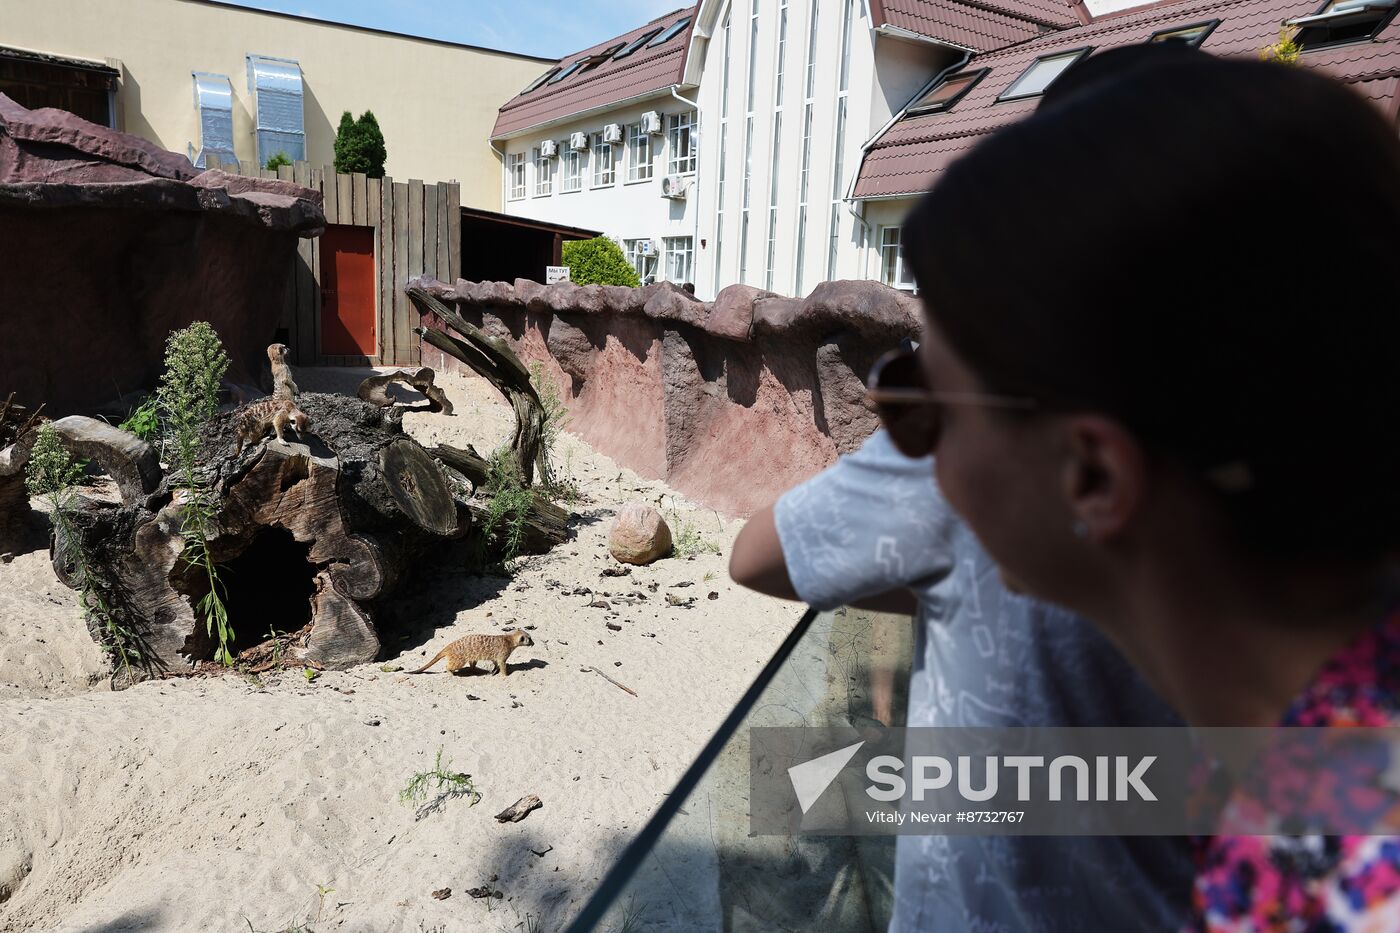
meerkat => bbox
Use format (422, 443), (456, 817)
(411, 629), (535, 677)
(233, 398), (311, 454)
(268, 343), (299, 400)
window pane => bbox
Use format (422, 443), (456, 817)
(1003, 52), (1082, 99)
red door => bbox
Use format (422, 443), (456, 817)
(319, 225), (376, 356)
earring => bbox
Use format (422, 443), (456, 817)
(1071, 520), (1089, 540)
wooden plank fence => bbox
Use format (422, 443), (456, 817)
(209, 156), (460, 367)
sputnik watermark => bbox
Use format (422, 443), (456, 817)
(752, 727), (1400, 836)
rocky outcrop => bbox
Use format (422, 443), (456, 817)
(0, 93), (325, 416)
(414, 276), (921, 516)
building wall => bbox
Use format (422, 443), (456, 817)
(693, 0), (955, 300)
(3, 0), (549, 208)
(496, 95), (701, 286)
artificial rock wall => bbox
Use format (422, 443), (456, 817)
(413, 276), (922, 516)
(0, 93), (325, 415)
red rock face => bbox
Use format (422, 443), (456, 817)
(416, 277), (921, 517)
(0, 94), (325, 415)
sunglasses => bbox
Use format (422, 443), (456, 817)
(866, 347), (1040, 458)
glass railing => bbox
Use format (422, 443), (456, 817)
(566, 606), (915, 932)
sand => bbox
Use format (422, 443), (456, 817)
(0, 369), (798, 933)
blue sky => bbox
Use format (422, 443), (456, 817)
(221, 0), (690, 60)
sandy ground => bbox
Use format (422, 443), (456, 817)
(0, 368), (800, 933)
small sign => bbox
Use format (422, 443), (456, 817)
(546, 266), (571, 284)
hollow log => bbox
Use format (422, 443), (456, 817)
(407, 285), (553, 488)
(59, 393), (469, 676)
(357, 367), (454, 415)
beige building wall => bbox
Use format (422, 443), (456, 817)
(3, 0), (553, 208)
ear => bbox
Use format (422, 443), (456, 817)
(1060, 415), (1148, 543)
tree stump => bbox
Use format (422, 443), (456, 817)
(61, 393), (473, 675)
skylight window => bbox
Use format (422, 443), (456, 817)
(1288, 0), (1398, 49)
(522, 68), (559, 94)
(907, 69), (988, 115)
(997, 48), (1093, 102)
(615, 28), (664, 59)
(548, 60), (586, 84)
(1149, 20), (1220, 46)
(582, 43), (625, 69)
(648, 18), (691, 47)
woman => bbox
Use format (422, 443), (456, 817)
(877, 47), (1400, 930)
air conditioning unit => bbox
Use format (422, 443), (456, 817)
(641, 111), (664, 135)
(540, 139), (558, 158)
(603, 123), (624, 144)
(639, 240), (656, 256)
(570, 131), (590, 150)
(660, 175), (688, 199)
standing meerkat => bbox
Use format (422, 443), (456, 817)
(411, 630), (535, 677)
(268, 343), (299, 400)
(233, 398), (311, 454)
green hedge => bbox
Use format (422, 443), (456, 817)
(560, 238), (640, 287)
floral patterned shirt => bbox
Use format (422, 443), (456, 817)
(1190, 611), (1400, 931)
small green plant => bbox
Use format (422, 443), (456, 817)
(480, 449), (534, 566)
(399, 748), (481, 817)
(333, 110), (388, 177)
(614, 896), (647, 933)
(303, 667), (319, 683)
(1261, 24), (1302, 64)
(159, 322), (233, 664)
(530, 363), (580, 503)
(118, 396), (161, 443)
(26, 424), (141, 675)
(264, 151), (293, 172)
(666, 502), (721, 559)
(559, 237), (641, 287)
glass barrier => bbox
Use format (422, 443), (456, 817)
(567, 606), (915, 932)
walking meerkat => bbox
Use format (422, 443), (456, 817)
(411, 630), (535, 677)
(233, 398), (311, 454)
(268, 343), (299, 400)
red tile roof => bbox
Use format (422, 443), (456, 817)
(871, 0), (1078, 52)
(855, 0), (1400, 198)
(492, 7), (698, 139)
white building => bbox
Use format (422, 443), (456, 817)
(490, 9), (703, 287)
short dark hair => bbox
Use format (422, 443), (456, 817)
(904, 51), (1400, 557)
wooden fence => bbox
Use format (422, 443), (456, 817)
(208, 157), (460, 367)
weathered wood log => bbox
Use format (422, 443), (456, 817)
(357, 367), (454, 415)
(408, 285), (553, 488)
(60, 393), (468, 675)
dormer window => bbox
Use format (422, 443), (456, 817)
(1289, 0), (1399, 49)
(908, 69), (988, 115)
(615, 28), (664, 59)
(1149, 20), (1220, 46)
(548, 59), (587, 84)
(648, 18), (691, 47)
(997, 48), (1093, 102)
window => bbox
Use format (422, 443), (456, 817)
(1148, 20), (1220, 46)
(506, 151), (526, 200)
(998, 49), (1092, 102)
(533, 147), (553, 196)
(664, 236), (694, 284)
(615, 28), (663, 59)
(521, 68), (558, 94)
(765, 0), (790, 291)
(562, 140), (584, 192)
(908, 69), (988, 116)
(623, 238), (659, 283)
(715, 9), (733, 289)
(669, 111), (697, 175)
(879, 227), (915, 291)
(592, 133), (616, 186)
(795, 0), (821, 294)
(827, 0), (858, 282)
(1290, 0), (1399, 49)
(626, 124), (653, 182)
(581, 44), (625, 70)
(549, 60), (586, 84)
(740, 0), (759, 284)
(649, 18), (692, 47)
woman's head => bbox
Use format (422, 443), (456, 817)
(902, 48), (1400, 605)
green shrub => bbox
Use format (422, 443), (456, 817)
(263, 151), (293, 172)
(480, 449), (534, 566)
(158, 323), (234, 665)
(118, 396), (161, 443)
(560, 238), (640, 287)
(333, 110), (388, 178)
